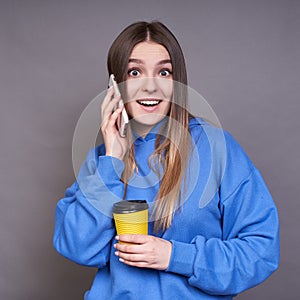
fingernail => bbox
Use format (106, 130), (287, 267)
(115, 236), (119, 240)
(114, 251), (119, 256)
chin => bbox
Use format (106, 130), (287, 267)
(134, 115), (165, 126)
(133, 115), (165, 126)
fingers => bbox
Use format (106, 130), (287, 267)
(100, 87), (129, 160)
(116, 234), (148, 244)
(114, 237), (149, 266)
(101, 87), (121, 123)
(101, 108), (121, 137)
(114, 235), (172, 270)
(108, 106), (123, 128)
(102, 86), (114, 108)
(115, 251), (146, 264)
(101, 93), (123, 133)
(114, 235), (148, 263)
(114, 235), (148, 255)
(118, 258), (148, 268)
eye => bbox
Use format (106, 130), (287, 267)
(159, 69), (172, 77)
(128, 69), (140, 77)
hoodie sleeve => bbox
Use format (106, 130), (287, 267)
(53, 147), (124, 268)
(166, 130), (280, 295)
(166, 169), (279, 295)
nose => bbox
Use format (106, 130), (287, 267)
(141, 77), (157, 93)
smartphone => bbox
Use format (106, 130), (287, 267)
(109, 74), (129, 137)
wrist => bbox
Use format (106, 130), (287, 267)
(163, 240), (173, 270)
(105, 152), (124, 160)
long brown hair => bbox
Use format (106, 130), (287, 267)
(107, 21), (190, 232)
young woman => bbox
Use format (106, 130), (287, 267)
(53, 21), (279, 299)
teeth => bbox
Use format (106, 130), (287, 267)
(138, 100), (160, 106)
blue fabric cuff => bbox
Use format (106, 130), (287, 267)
(97, 156), (124, 184)
(166, 240), (197, 277)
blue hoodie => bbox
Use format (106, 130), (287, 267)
(53, 118), (279, 299)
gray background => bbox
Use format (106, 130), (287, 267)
(0, 0), (299, 299)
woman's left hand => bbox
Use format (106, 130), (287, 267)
(114, 235), (172, 270)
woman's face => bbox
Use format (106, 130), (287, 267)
(125, 41), (173, 135)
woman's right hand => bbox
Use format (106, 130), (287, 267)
(100, 87), (129, 160)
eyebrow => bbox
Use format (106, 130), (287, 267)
(128, 58), (172, 65)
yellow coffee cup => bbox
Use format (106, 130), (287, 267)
(113, 200), (148, 240)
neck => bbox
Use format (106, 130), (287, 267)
(130, 120), (154, 138)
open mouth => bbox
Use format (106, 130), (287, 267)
(136, 99), (162, 107)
